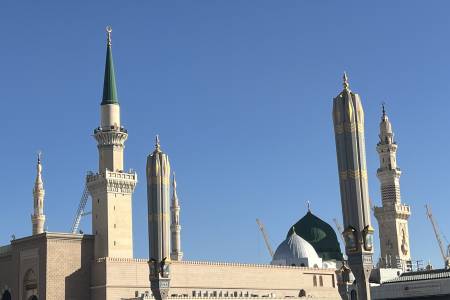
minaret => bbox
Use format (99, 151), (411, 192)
(31, 153), (46, 235)
(333, 73), (374, 300)
(374, 105), (411, 270)
(147, 136), (171, 300)
(170, 172), (183, 261)
(87, 26), (137, 259)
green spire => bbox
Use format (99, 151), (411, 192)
(101, 26), (119, 105)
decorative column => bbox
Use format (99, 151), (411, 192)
(374, 105), (411, 270)
(170, 172), (183, 261)
(332, 73), (374, 300)
(147, 135), (171, 300)
(32, 153), (46, 235)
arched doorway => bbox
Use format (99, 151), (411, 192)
(298, 289), (306, 297)
(1, 291), (11, 300)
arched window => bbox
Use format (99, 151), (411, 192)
(23, 269), (37, 300)
(350, 290), (357, 300)
(313, 275), (317, 287)
(319, 276), (323, 287)
(1, 291), (12, 300)
(298, 289), (306, 297)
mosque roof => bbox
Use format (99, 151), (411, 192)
(286, 211), (343, 261)
(272, 229), (320, 266)
(383, 268), (450, 284)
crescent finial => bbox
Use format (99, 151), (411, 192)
(106, 25), (112, 46)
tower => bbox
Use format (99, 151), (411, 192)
(31, 153), (46, 235)
(170, 172), (183, 261)
(332, 73), (374, 300)
(374, 106), (411, 270)
(87, 26), (137, 259)
(147, 136), (171, 300)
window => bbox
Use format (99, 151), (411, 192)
(313, 275), (317, 287)
(319, 276), (323, 287)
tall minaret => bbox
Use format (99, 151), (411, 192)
(374, 105), (411, 270)
(333, 73), (374, 300)
(31, 153), (46, 235)
(147, 136), (171, 300)
(170, 172), (183, 261)
(87, 26), (137, 259)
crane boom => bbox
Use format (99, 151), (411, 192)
(425, 204), (449, 268)
(71, 186), (90, 234)
(256, 218), (274, 257)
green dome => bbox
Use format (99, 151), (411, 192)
(287, 211), (343, 261)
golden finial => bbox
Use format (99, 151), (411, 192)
(155, 134), (160, 151)
(106, 25), (112, 46)
(343, 72), (350, 91)
(173, 172), (177, 188)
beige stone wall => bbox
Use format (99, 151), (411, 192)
(45, 233), (94, 300)
(0, 250), (13, 297)
(0, 233), (48, 300)
(91, 258), (340, 300)
(88, 171), (136, 259)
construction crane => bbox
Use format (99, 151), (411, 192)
(71, 185), (91, 234)
(256, 218), (274, 258)
(425, 204), (450, 269)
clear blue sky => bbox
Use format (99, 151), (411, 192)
(1, 1), (449, 268)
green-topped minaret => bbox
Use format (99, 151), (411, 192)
(87, 26), (137, 260)
(102, 26), (118, 105)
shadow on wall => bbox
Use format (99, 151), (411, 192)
(64, 237), (93, 300)
(1, 291), (11, 300)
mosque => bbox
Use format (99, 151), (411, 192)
(0, 29), (344, 300)
(4, 25), (446, 300)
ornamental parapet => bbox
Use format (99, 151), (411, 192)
(373, 203), (410, 219)
(87, 170), (137, 194)
(94, 257), (336, 272)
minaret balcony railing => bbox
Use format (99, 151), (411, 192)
(94, 125), (128, 134)
(395, 203), (410, 213)
(87, 169), (137, 183)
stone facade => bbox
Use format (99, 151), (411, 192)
(90, 258), (340, 300)
(1, 238), (341, 300)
